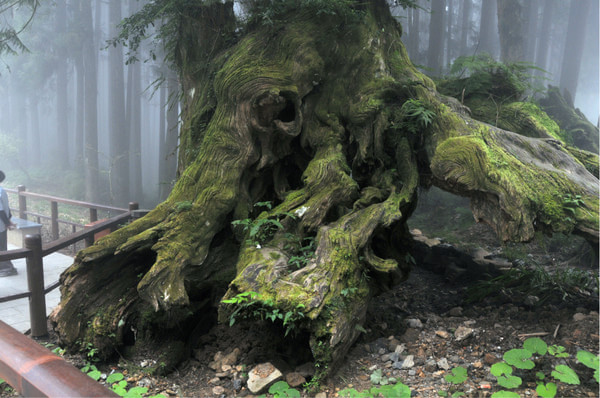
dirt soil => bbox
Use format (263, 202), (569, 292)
(2, 222), (598, 398)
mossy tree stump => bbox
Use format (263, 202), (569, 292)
(51, 0), (599, 382)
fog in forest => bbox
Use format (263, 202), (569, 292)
(0, 0), (598, 209)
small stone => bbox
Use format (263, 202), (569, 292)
(401, 355), (415, 369)
(378, 348), (387, 355)
(222, 348), (240, 366)
(209, 377), (220, 384)
(387, 338), (401, 352)
(215, 372), (228, 378)
(369, 364), (378, 371)
(436, 330), (450, 339)
(247, 362), (283, 394)
(208, 361), (220, 371)
(381, 354), (390, 361)
(394, 344), (406, 354)
(437, 358), (450, 370)
(484, 353), (499, 365)
(573, 313), (587, 322)
(407, 318), (423, 328)
(448, 307), (463, 317)
(389, 352), (400, 362)
(454, 326), (474, 341)
(315, 393), (327, 398)
(358, 374), (369, 381)
(295, 362), (315, 378)
(285, 372), (306, 388)
(232, 379), (243, 392)
(137, 378), (152, 388)
(473, 361), (483, 369)
(212, 386), (225, 395)
(221, 364), (232, 372)
(524, 295), (539, 307)
(408, 369), (416, 376)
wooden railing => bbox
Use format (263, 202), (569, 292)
(0, 188), (144, 397)
(0, 195), (144, 336)
(5, 185), (129, 243)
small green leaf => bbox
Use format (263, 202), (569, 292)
(87, 370), (102, 381)
(445, 366), (468, 384)
(437, 391), (448, 397)
(490, 362), (513, 377)
(523, 337), (548, 355)
(576, 350), (599, 371)
(504, 348), (535, 370)
(269, 381), (290, 394)
(548, 345), (569, 358)
(370, 369), (383, 384)
(451, 392), (465, 398)
(536, 382), (557, 398)
(107, 372), (124, 384)
(497, 375), (523, 389)
(491, 391), (521, 398)
(551, 364), (580, 385)
(536, 371), (546, 380)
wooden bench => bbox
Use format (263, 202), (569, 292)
(7, 218), (42, 247)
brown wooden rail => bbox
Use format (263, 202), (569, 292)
(0, 203), (141, 334)
(5, 185), (129, 242)
(0, 188), (146, 397)
(0, 319), (118, 397)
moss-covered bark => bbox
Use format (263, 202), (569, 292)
(51, 0), (599, 383)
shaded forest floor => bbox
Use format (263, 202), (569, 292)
(2, 190), (598, 398)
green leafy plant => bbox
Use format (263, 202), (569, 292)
(398, 99), (436, 134)
(490, 362), (522, 389)
(445, 366), (468, 384)
(503, 349), (535, 370)
(487, 338), (598, 397)
(287, 236), (316, 269)
(577, 350), (600, 382)
(232, 202), (295, 247)
(264, 381), (300, 398)
(222, 291), (305, 336)
(339, 380), (411, 398)
(551, 364), (580, 385)
(548, 344), (569, 358)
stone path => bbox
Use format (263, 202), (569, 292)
(0, 244), (73, 333)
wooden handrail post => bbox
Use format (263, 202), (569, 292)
(128, 202), (139, 211)
(89, 208), (98, 223)
(25, 235), (47, 337)
(51, 201), (59, 240)
(17, 185), (27, 220)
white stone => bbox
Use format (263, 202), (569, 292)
(247, 362), (283, 394)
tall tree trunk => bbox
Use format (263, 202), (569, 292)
(158, 74), (168, 201)
(126, 0), (143, 204)
(478, 0), (498, 57)
(55, 0), (69, 169)
(559, 0), (591, 106)
(444, 0), (454, 68)
(82, 0), (99, 202)
(28, 96), (40, 168)
(161, 68), (179, 201)
(496, 0), (524, 63)
(523, 0), (538, 64)
(408, 3), (420, 58)
(75, 51), (85, 168)
(459, 0), (472, 55)
(108, 0), (129, 206)
(427, 0), (445, 75)
(534, 0), (553, 75)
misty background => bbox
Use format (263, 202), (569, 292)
(0, 0), (597, 210)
